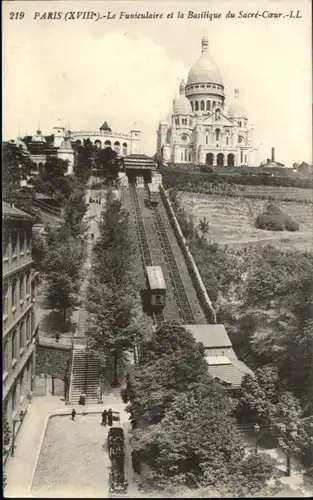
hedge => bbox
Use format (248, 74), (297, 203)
(160, 168), (313, 190)
(255, 203), (299, 232)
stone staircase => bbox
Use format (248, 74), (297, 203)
(70, 346), (100, 404)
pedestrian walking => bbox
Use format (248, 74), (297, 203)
(71, 409), (76, 421)
(107, 408), (113, 427)
(101, 409), (107, 426)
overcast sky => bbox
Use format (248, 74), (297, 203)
(3, 0), (312, 165)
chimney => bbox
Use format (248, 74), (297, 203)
(271, 147), (275, 162)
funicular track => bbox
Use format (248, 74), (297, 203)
(152, 204), (196, 324)
(129, 183), (165, 325)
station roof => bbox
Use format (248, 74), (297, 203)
(205, 356), (254, 389)
(185, 324), (231, 348)
(146, 265), (166, 290)
(124, 154), (156, 170)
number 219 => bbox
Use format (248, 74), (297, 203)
(10, 12), (25, 20)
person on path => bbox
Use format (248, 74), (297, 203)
(101, 409), (107, 426)
(79, 393), (86, 405)
(71, 409), (76, 421)
(107, 408), (113, 427)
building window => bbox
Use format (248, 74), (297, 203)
(189, 151), (192, 161)
(175, 118), (179, 126)
(200, 101), (205, 110)
(189, 119), (192, 126)
(206, 135), (208, 145)
(3, 284), (9, 316)
(241, 151), (243, 163)
(215, 129), (220, 141)
(206, 101), (210, 111)
(12, 232), (18, 256)
(19, 275), (24, 303)
(122, 142), (127, 156)
(239, 121), (242, 127)
(245, 154), (247, 163)
(4, 339), (9, 373)
(191, 102), (194, 112)
(212, 101), (216, 109)
(26, 272), (31, 295)
(201, 85), (205, 88)
(12, 329), (17, 362)
(20, 321), (24, 351)
(12, 279), (17, 309)
(12, 385), (17, 412)
(215, 109), (220, 120)
(195, 101), (199, 111)
(104, 140), (111, 147)
(20, 231), (25, 254)
(226, 136), (229, 145)
(3, 234), (8, 260)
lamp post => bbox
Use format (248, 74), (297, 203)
(254, 423), (260, 455)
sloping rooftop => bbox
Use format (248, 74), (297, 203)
(100, 121), (112, 131)
(2, 202), (34, 220)
(123, 154), (156, 170)
(185, 324), (232, 348)
(206, 356), (254, 388)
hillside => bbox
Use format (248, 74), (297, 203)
(179, 192), (313, 252)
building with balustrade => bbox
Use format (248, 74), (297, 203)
(12, 121), (141, 178)
(2, 202), (39, 447)
(70, 121), (141, 156)
(157, 37), (259, 167)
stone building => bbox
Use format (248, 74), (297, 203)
(2, 202), (39, 445)
(12, 121), (141, 178)
(157, 37), (259, 167)
(71, 120), (141, 156)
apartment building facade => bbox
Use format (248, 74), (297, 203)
(2, 202), (39, 442)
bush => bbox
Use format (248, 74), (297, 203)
(255, 203), (299, 232)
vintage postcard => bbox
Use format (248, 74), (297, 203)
(3, 0), (312, 498)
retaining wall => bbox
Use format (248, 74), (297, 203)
(159, 185), (216, 324)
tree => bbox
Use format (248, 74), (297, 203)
(42, 229), (84, 322)
(92, 192), (136, 287)
(235, 365), (280, 424)
(122, 322), (211, 427)
(95, 146), (120, 181)
(131, 388), (276, 497)
(74, 140), (94, 183)
(30, 156), (71, 200)
(87, 278), (147, 386)
(3, 141), (34, 198)
(63, 183), (88, 237)
(197, 217), (210, 239)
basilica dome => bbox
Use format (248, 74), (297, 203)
(187, 37), (223, 87)
(173, 79), (192, 115)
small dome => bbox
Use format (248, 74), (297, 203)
(173, 79), (192, 115)
(31, 130), (46, 143)
(15, 138), (28, 151)
(60, 138), (73, 150)
(228, 89), (247, 118)
(187, 37), (223, 87)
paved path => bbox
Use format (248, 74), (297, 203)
(4, 389), (133, 498)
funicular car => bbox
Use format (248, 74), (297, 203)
(145, 266), (166, 311)
(107, 427), (128, 497)
(147, 183), (160, 205)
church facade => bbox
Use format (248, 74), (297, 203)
(157, 37), (258, 167)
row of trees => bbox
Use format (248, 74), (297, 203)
(86, 190), (150, 386)
(167, 187), (313, 474)
(33, 175), (88, 328)
(74, 139), (121, 184)
(121, 322), (278, 496)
